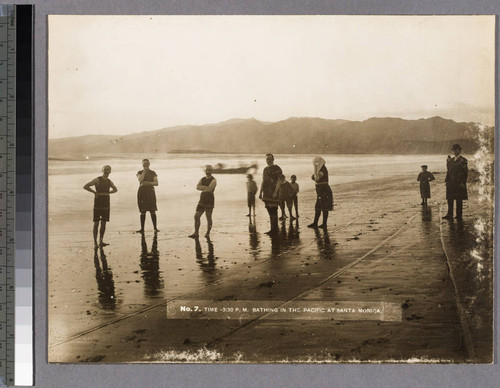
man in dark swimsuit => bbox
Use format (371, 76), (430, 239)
(137, 159), (159, 233)
(84, 165), (118, 247)
(189, 165), (217, 239)
(259, 154), (282, 236)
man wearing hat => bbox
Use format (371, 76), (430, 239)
(442, 144), (468, 221)
(417, 165), (435, 206)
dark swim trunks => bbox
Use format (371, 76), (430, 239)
(93, 177), (111, 221)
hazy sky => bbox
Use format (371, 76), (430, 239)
(49, 15), (495, 138)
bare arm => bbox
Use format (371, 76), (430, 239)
(198, 178), (216, 192)
(273, 167), (283, 198)
(196, 179), (206, 191)
(83, 178), (99, 194)
(273, 181), (281, 199)
(137, 170), (146, 183)
(140, 175), (158, 187)
(205, 178), (217, 192)
(109, 180), (118, 194)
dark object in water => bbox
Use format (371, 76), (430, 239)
(212, 162), (258, 174)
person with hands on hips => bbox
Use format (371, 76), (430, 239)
(84, 165), (118, 248)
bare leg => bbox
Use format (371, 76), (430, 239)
(151, 211), (159, 232)
(205, 211), (213, 237)
(93, 221), (99, 246)
(99, 221), (109, 246)
(137, 213), (146, 233)
(308, 210), (321, 228)
(279, 203), (285, 220)
(318, 211), (328, 228)
(189, 211), (202, 238)
(288, 205), (295, 220)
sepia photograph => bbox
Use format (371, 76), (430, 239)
(47, 15), (494, 363)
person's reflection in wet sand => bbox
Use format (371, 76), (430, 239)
(287, 219), (300, 243)
(270, 233), (281, 256)
(248, 218), (260, 260)
(269, 221), (300, 257)
(447, 217), (468, 251)
(139, 232), (164, 297)
(314, 228), (336, 260)
(279, 221), (288, 243)
(195, 237), (217, 279)
(421, 206), (432, 222)
(93, 246), (116, 310)
(421, 206), (433, 237)
(269, 222), (287, 256)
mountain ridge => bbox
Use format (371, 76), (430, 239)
(49, 116), (494, 158)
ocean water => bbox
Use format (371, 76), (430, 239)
(48, 153), (449, 226)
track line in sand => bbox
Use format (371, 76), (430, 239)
(205, 210), (420, 348)
(50, 212), (369, 348)
(438, 204), (475, 361)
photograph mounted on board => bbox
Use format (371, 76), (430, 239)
(48, 15), (495, 363)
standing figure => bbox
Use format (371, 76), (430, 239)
(442, 144), (468, 221)
(417, 165), (435, 206)
(308, 156), (333, 229)
(136, 159), (159, 233)
(84, 165), (118, 247)
(259, 154), (282, 236)
(189, 165), (217, 238)
(290, 174), (299, 218)
(277, 174), (295, 221)
(246, 174), (258, 217)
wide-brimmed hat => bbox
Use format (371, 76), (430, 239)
(421, 165), (428, 168)
(451, 144), (462, 151)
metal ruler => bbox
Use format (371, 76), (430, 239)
(0, 5), (16, 386)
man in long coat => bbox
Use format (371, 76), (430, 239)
(442, 144), (468, 221)
(259, 154), (282, 235)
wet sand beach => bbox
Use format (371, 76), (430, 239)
(48, 159), (493, 363)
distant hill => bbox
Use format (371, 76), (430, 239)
(49, 116), (494, 158)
